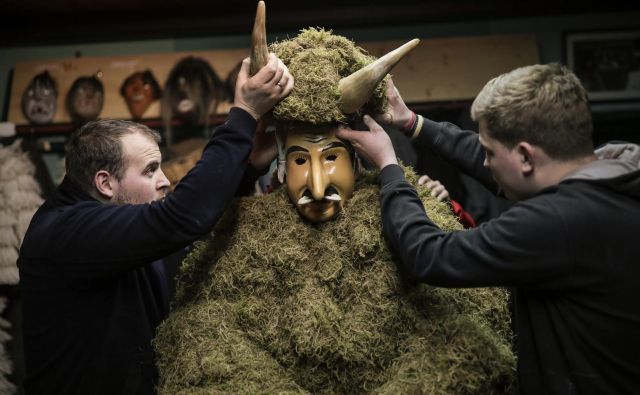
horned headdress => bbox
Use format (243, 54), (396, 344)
(251, 1), (419, 193)
(250, 1), (419, 124)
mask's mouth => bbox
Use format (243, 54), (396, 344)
(130, 93), (145, 102)
(297, 186), (341, 205)
(177, 99), (195, 113)
(29, 103), (52, 115)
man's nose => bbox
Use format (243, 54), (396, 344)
(157, 169), (171, 191)
(308, 159), (329, 200)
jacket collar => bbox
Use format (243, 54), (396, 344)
(53, 176), (99, 206)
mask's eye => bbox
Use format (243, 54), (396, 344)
(291, 155), (307, 165)
(325, 154), (338, 162)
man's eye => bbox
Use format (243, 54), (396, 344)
(144, 165), (158, 176)
(325, 154), (338, 162)
(294, 157), (306, 165)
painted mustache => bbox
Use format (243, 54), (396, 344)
(297, 186), (341, 205)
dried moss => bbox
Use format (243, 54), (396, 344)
(270, 28), (387, 124)
(155, 166), (515, 394)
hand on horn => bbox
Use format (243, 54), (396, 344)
(374, 78), (415, 134)
(234, 53), (294, 120)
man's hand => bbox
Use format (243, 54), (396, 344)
(248, 119), (277, 170)
(418, 175), (450, 202)
(234, 53), (294, 120)
(374, 78), (414, 131)
(336, 115), (398, 171)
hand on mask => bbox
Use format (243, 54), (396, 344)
(233, 53), (294, 120)
(336, 115), (398, 171)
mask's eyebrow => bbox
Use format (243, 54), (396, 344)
(286, 145), (309, 156)
(322, 141), (348, 152)
(302, 135), (327, 144)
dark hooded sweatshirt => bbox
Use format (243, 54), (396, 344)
(379, 118), (640, 394)
(18, 108), (256, 394)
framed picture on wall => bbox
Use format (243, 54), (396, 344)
(565, 29), (640, 101)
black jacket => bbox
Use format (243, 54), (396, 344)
(18, 108), (257, 394)
(379, 118), (640, 394)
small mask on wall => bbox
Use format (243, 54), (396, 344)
(21, 70), (58, 125)
(120, 70), (161, 119)
(162, 56), (223, 142)
(66, 75), (104, 125)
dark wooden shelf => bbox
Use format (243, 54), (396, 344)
(14, 114), (231, 137)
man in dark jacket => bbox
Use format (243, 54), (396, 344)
(337, 63), (640, 394)
(17, 53), (293, 394)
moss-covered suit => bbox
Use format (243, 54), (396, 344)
(154, 29), (516, 394)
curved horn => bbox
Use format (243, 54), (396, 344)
(250, 1), (269, 76)
(339, 38), (420, 114)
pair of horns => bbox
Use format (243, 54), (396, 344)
(249, 1), (419, 114)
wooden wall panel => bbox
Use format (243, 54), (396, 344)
(361, 34), (539, 102)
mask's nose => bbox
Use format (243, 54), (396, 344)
(308, 158), (329, 200)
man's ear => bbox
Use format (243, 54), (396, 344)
(94, 170), (116, 199)
(517, 142), (535, 176)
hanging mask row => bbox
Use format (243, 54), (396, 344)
(18, 55), (242, 128)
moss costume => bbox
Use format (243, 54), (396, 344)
(155, 169), (515, 394)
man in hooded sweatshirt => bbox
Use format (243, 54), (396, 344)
(337, 63), (640, 394)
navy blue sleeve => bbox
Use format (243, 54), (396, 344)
(50, 108), (257, 279)
(379, 164), (573, 288)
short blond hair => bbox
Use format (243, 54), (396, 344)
(471, 63), (593, 160)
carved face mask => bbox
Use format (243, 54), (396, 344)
(162, 56), (222, 125)
(120, 70), (160, 119)
(285, 123), (355, 223)
(66, 76), (104, 123)
(21, 70), (57, 125)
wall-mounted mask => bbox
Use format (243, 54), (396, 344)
(21, 70), (58, 125)
(66, 75), (104, 124)
(284, 123), (355, 223)
(119, 70), (161, 119)
(162, 56), (223, 143)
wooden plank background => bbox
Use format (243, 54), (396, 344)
(360, 34), (539, 103)
(8, 34), (538, 125)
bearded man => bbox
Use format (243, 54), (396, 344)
(18, 49), (293, 394)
